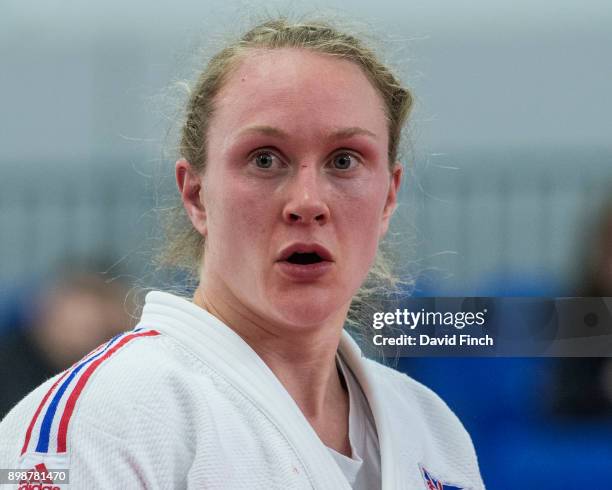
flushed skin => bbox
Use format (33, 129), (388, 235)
(177, 48), (401, 338)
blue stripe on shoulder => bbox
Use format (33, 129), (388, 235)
(35, 332), (126, 453)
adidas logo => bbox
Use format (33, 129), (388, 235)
(18, 463), (61, 490)
(17, 484), (60, 490)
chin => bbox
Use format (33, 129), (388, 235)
(267, 291), (349, 330)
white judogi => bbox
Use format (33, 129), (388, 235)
(0, 291), (485, 489)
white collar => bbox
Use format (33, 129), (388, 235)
(140, 290), (405, 490)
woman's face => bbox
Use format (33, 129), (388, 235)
(188, 48), (401, 330)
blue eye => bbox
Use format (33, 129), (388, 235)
(254, 152), (275, 169)
(332, 153), (355, 170)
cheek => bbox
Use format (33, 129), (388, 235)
(205, 177), (274, 257)
(335, 179), (389, 262)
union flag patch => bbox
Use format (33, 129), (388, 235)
(419, 464), (469, 490)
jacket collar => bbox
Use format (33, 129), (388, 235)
(141, 291), (352, 490)
(141, 290), (407, 490)
(338, 333), (409, 489)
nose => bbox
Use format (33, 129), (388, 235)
(282, 165), (330, 226)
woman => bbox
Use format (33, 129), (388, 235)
(0, 18), (484, 489)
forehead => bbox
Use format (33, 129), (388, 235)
(210, 48), (388, 145)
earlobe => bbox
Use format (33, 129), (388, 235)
(175, 159), (207, 236)
(380, 162), (403, 237)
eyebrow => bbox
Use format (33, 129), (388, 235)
(237, 125), (378, 141)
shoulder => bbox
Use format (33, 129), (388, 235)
(0, 328), (194, 459)
(0, 373), (59, 466)
(0, 329), (204, 486)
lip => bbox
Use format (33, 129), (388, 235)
(275, 242), (334, 282)
(277, 243), (334, 262)
(275, 260), (333, 281)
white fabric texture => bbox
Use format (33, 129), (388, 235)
(0, 291), (485, 489)
(328, 355), (381, 490)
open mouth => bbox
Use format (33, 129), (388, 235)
(277, 243), (333, 279)
(286, 252), (324, 265)
(278, 243), (333, 266)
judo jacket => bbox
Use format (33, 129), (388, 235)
(0, 291), (485, 489)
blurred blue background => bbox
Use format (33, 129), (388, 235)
(1, 1), (611, 487)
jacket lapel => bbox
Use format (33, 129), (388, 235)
(338, 332), (415, 490)
(144, 292), (351, 490)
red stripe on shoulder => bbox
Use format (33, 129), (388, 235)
(20, 337), (114, 455)
(56, 330), (160, 453)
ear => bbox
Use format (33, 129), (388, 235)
(175, 158), (207, 237)
(379, 162), (402, 238)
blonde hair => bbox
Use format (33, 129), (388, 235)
(158, 16), (413, 334)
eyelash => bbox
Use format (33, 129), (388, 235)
(329, 152), (359, 171)
(248, 149), (361, 171)
(249, 150), (286, 170)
